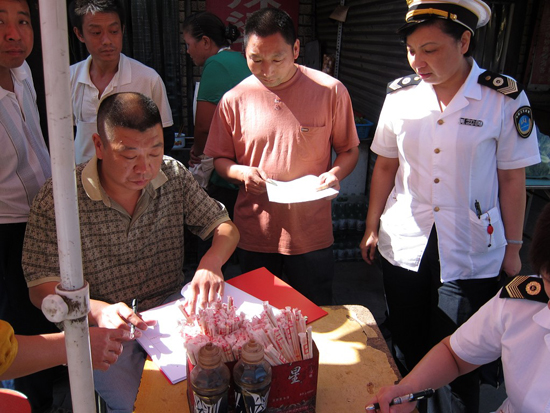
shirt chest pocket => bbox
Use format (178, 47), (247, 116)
(296, 125), (330, 162)
(468, 205), (506, 253)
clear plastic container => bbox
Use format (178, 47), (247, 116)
(189, 342), (230, 413)
(233, 339), (272, 413)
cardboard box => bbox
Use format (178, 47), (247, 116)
(187, 342), (319, 413)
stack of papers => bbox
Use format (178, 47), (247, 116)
(266, 175), (338, 203)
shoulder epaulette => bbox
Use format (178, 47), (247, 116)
(386, 74), (422, 94)
(500, 276), (548, 303)
(478, 70), (524, 100)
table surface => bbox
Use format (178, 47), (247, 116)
(133, 305), (401, 412)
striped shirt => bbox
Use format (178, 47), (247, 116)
(0, 61), (51, 223)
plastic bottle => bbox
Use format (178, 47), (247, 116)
(189, 342), (231, 413)
(233, 339), (273, 413)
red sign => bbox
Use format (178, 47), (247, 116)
(206, 0), (300, 51)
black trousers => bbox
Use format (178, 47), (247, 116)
(0, 223), (68, 412)
(381, 227), (499, 413)
(237, 246), (334, 306)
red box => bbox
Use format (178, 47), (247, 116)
(187, 342), (319, 413)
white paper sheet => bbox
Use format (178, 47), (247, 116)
(266, 174), (339, 203)
(135, 283), (275, 384)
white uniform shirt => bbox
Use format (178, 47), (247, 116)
(371, 60), (541, 281)
(451, 291), (550, 413)
(70, 53), (173, 164)
(0, 61), (51, 223)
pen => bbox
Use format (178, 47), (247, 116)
(365, 388), (435, 411)
(474, 200), (482, 219)
(266, 178), (277, 186)
(130, 298), (138, 339)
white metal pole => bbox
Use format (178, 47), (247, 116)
(37, 1), (96, 411)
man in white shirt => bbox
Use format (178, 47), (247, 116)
(68, 0), (174, 164)
(0, 0), (68, 409)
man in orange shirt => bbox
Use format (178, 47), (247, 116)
(205, 8), (359, 305)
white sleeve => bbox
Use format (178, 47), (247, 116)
(151, 75), (174, 128)
(450, 292), (505, 365)
(496, 91), (541, 170)
(370, 94), (399, 159)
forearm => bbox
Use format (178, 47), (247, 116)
(329, 146), (359, 181)
(214, 158), (247, 185)
(199, 221), (240, 270)
(186, 221), (240, 311)
(193, 125), (210, 157)
(29, 281), (57, 309)
(1, 333), (66, 380)
(30, 282), (107, 327)
(365, 156), (399, 234)
(498, 168), (526, 242)
(400, 337), (478, 392)
(194, 101), (218, 156)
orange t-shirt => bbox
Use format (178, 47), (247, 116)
(206, 65), (359, 255)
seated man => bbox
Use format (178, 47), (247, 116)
(22, 92), (239, 412)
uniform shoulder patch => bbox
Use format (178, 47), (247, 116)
(478, 70), (524, 100)
(387, 74), (422, 94)
(513, 106), (534, 138)
(500, 276), (548, 303)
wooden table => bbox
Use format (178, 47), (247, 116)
(133, 305), (401, 412)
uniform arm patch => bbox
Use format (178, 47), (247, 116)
(513, 106), (534, 139)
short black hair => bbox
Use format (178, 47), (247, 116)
(183, 12), (240, 48)
(530, 203), (550, 277)
(244, 8), (296, 50)
(68, 0), (125, 33)
(24, 0), (38, 26)
(97, 93), (161, 143)
(399, 18), (477, 57)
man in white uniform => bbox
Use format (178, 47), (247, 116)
(68, 0), (174, 164)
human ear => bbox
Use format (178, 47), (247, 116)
(202, 36), (212, 49)
(73, 27), (85, 43)
(292, 39), (300, 60)
(460, 30), (471, 55)
(92, 133), (104, 160)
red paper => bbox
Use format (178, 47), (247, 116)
(226, 267), (328, 323)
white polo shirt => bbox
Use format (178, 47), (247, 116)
(70, 53), (174, 164)
(371, 60), (541, 281)
(451, 290), (550, 412)
(0, 61), (51, 223)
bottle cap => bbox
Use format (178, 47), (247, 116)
(241, 339), (265, 363)
(197, 342), (223, 369)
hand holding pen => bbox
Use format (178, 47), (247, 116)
(365, 388), (435, 411)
